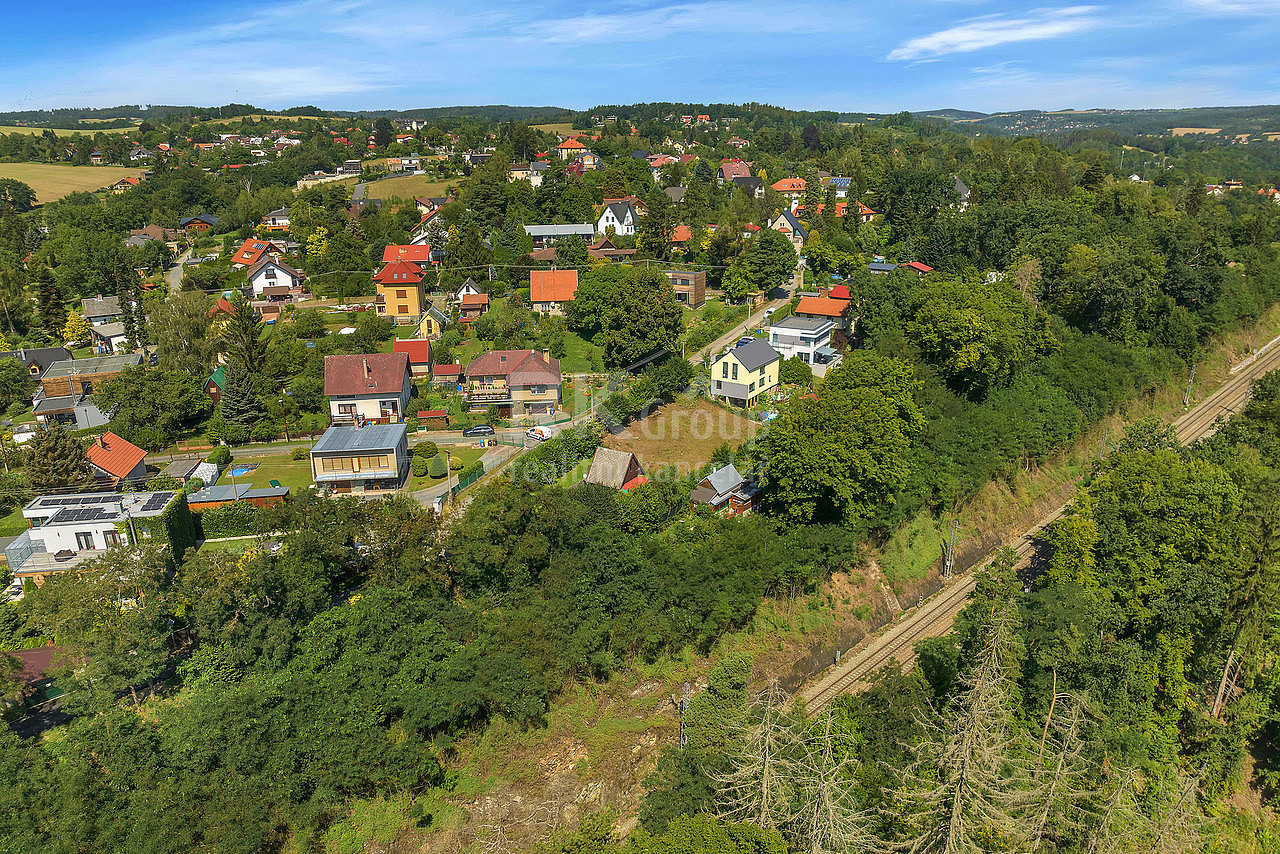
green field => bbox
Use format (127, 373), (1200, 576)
(406, 446), (485, 492)
(531, 122), (576, 136)
(363, 174), (456, 201)
(0, 163), (144, 203)
(217, 453), (315, 493)
(0, 124), (132, 137)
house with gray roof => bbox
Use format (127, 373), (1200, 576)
(523, 223), (596, 248)
(711, 339), (781, 408)
(309, 423), (409, 494)
(689, 464), (761, 515)
(584, 447), (644, 490)
(596, 201), (637, 237)
(81, 295), (122, 326)
(732, 176), (764, 198)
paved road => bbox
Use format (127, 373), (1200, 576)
(798, 339), (1280, 712)
(167, 248), (192, 293)
(694, 297), (789, 363)
(351, 181), (367, 201)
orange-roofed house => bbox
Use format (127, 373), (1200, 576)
(530, 269), (579, 316)
(230, 238), (283, 269)
(459, 293), (489, 323)
(771, 177), (806, 200)
(382, 244), (436, 265)
(900, 261), (933, 276)
(374, 259), (428, 325)
(86, 431), (148, 488)
(391, 338), (433, 377)
(557, 138), (589, 160)
(854, 202), (877, 223)
(110, 176), (141, 195)
(795, 296), (854, 331)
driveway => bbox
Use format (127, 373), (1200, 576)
(694, 296), (789, 364)
(167, 248), (192, 293)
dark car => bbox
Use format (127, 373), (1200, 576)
(736, 336), (755, 348)
(462, 424), (495, 437)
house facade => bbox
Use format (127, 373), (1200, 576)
(524, 223), (595, 249)
(464, 349), (562, 417)
(596, 202), (637, 237)
(664, 269), (706, 308)
(260, 207), (290, 232)
(689, 464), (761, 515)
(323, 352), (413, 424)
(769, 210), (808, 251)
(247, 257), (304, 297)
(710, 339), (781, 408)
(375, 260), (427, 324)
(768, 316), (839, 373)
(81, 295), (122, 326)
(310, 423), (409, 494)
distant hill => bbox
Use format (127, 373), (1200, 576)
(912, 108), (989, 121)
(952, 104), (1280, 136)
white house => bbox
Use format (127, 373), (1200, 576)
(768, 315), (840, 375)
(261, 207), (290, 230)
(597, 201), (637, 237)
(455, 278), (483, 302)
(323, 352), (413, 424)
(247, 257), (305, 297)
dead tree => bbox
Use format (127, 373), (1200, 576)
(1023, 698), (1094, 854)
(715, 682), (801, 831)
(1084, 767), (1150, 854)
(791, 709), (883, 854)
(1147, 771), (1205, 854)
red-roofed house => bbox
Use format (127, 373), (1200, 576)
(826, 285), (852, 301)
(464, 349), (563, 416)
(719, 159), (753, 183)
(854, 202), (877, 224)
(431, 363), (462, 388)
(772, 177), (806, 200)
(391, 338), (432, 377)
(86, 431), (148, 488)
(670, 224), (692, 247)
(374, 259), (428, 325)
(900, 261), (933, 276)
(381, 244), (435, 265)
(323, 352), (413, 424)
(557, 138), (589, 160)
(530, 270), (579, 316)
(460, 293), (489, 323)
(795, 296), (854, 330)
(231, 238), (283, 269)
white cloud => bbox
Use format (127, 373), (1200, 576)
(888, 6), (1102, 61)
(530, 1), (830, 44)
(1184, 0), (1280, 12)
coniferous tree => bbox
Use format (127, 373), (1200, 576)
(34, 265), (65, 333)
(221, 296), (267, 372)
(26, 425), (92, 492)
(636, 185), (678, 261)
(217, 358), (264, 427)
(715, 682), (801, 831)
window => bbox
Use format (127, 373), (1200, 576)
(338, 403), (356, 415)
(731, 363), (738, 380)
(398, 305), (409, 314)
(357, 455), (389, 469)
(103, 529), (121, 547)
(759, 366), (766, 377)
(322, 457), (353, 471)
(721, 362), (728, 379)
(75, 532), (95, 550)
(80, 380), (93, 395)
(396, 289), (407, 299)
(531, 386), (546, 395)
(749, 382), (756, 393)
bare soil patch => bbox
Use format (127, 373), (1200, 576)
(603, 399), (759, 474)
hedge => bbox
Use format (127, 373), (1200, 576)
(197, 501), (261, 538)
(457, 460), (484, 482)
(411, 455), (429, 477)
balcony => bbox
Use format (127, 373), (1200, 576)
(467, 391), (513, 404)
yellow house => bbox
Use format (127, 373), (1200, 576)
(711, 339), (781, 408)
(417, 304), (450, 339)
(374, 259), (428, 324)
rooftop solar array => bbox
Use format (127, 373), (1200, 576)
(140, 493), (173, 512)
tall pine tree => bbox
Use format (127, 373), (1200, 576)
(26, 425), (92, 492)
(221, 297), (267, 372)
(34, 264), (65, 334)
(217, 358), (264, 427)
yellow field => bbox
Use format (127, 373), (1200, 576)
(0, 124), (132, 137)
(0, 163), (144, 203)
(532, 122), (575, 135)
(362, 174), (457, 201)
(1170, 127), (1221, 136)
(204, 114), (322, 125)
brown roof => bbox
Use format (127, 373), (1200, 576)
(585, 447), (642, 488)
(461, 294), (489, 308)
(323, 352), (411, 397)
(246, 256), (303, 281)
(465, 349), (561, 385)
(530, 269), (579, 304)
(795, 296), (850, 318)
(86, 431), (147, 479)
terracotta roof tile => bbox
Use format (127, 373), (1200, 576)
(530, 270), (579, 304)
(796, 296), (851, 318)
(86, 431), (146, 480)
(464, 349), (560, 385)
(323, 352), (411, 397)
(392, 338), (432, 365)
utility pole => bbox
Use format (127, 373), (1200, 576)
(944, 518), (958, 580)
(679, 682), (690, 749)
(1183, 363), (1196, 407)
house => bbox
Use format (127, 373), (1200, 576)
(853, 202), (877, 224)
(247, 257), (304, 297)
(310, 423), (409, 494)
(732, 176), (765, 198)
(128, 147), (153, 162)
(900, 261), (933, 276)
(81, 295), (122, 326)
(587, 237), (636, 263)
(727, 136), (750, 149)
(771, 177), (806, 200)
(109, 176), (141, 195)
(954, 177), (971, 210)
(128, 224), (181, 251)
(85, 431), (148, 489)
(416, 409), (448, 428)
(89, 151), (105, 165)
(597, 201), (637, 237)
(530, 269), (579, 315)
(260, 207), (290, 232)
(689, 464), (761, 515)
(32, 393), (109, 429)
(391, 338), (433, 378)
(826, 177), (852, 198)
(230, 238), (283, 269)
(374, 260), (427, 324)
(665, 269), (706, 308)
(556, 138), (589, 160)
(179, 214), (219, 233)
(417, 304), (450, 339)
(159, 458), (218, 488)
(455, 279), (483, 301)
(769, 210), (808, 250)
(204, 366), (225, 405)
(187, 484), (289, 511)
(431, 363), (461, 388)
(90, 323), (132, 355)
(381, 244), (436, 268)
(867, 262), (899, 275)
(339, 159), (363, 174)
(509, 162), (533, 182)
(5, 491), (187, 583)
(664, 186), (687, 204)
(463, 349), (562, 416)
(527, 161), (549, 188)
(0, 347), (71, 379)
(719, 159), (752, 183)
(584, 447), (645, 490)
(323, 352), (413, 425)
(39, 354), (141, 398)
(711, 339), (781, 408)
(768, 316), (839, 374)
(795, 296), (854, 332)
(572, 152), (601, 172)
(459, 294), (490, 323)
(524, 223), (596, 249)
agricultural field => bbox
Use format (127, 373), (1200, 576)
(362, 174), (456, 200)
(531, 122), (575, 135)
(0, 124), (131, 137)
(602, 398), (760, 473)
(0, 163), (144, 203)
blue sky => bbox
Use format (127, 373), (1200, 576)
(2, 0), (1278, 114)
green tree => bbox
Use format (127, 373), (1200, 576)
(220, 296), (267, 372)
(61, 309), (90, 345)
(34, 265), (65, 333)
(96, 367), (211, 450)
(745, 228), (797, 297)
(597, 267), (684, 367)
(554, 234), (589, 267)
(217, 358), (264, 428)
(291, 308), (327, 339)
(148, 291), (218, 377)
(636, 186), (678, 261)
(26, 425), (92, 492)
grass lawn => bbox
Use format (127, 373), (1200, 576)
(363, 175), (457, 201)
(531, 122), (576, 135)
(197, 537), (258, 555)
(0, 506), (27, 537)
(0, 163), (144, 204)
(0, 125), (131, 136)
(559, 332), (602, 373)
(556, 456), (592, 486)
(406, 445), (485, 492)
(217, 453), (315, 493)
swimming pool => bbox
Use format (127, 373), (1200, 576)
(230, 467), (254, 478)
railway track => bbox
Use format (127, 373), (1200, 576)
(800, 342), (1280, 712)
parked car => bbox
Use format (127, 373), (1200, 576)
(736, 336), (755, 348)
(525, 426), (553, 442)
(462, 424), (495, 437)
